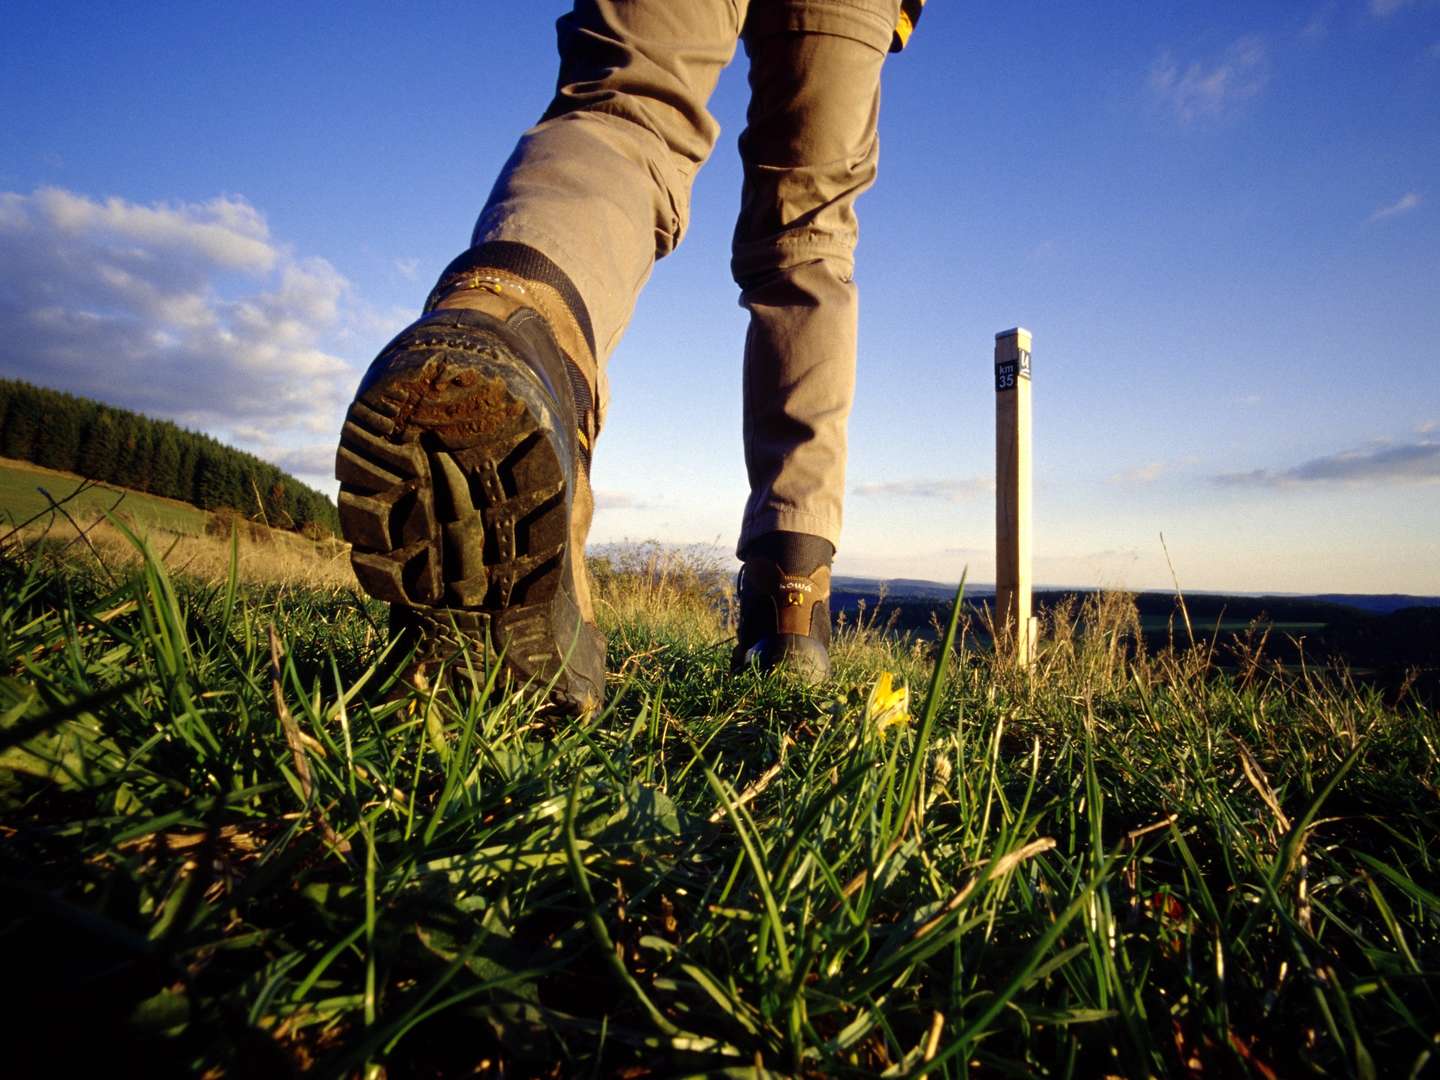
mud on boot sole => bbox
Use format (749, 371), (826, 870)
(336, 309), (603, 711)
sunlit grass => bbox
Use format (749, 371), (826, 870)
(1, 528), (1436, 1076)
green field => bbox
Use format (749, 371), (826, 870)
(1, 540), (1436, 1076)
(0, 458), (207, 536)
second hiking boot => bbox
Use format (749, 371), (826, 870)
(732, 556), (833, 684)
(336, 304), (604, 712)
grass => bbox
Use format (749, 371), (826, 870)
(0, 464), (354, 593)
(1, 525), (1437, 1077)
(0, 458), (208, 536)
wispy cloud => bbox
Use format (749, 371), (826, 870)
(1214, 439), (1440, 487)
(940, 546), (989, 559)
(1026, 239), (1058, 263)
(1367, 191), (1422, 223)
(1301, 2), (1336, 40)
(0, 186), (374, 481)
(393, 257), (420, 281)
(853, 476), (993, 502)
(1149, 36), (1269, 124)
(1369, 0), (1413, 16)
(1109, 455), (1201, 485)
(1109, 461), (1170, 485)
(594, 490), (652, 511)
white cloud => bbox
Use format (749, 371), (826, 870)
(26, 187), (276, 273)
(853, 476), (993, 502)
(270, 444), (341, 478)
(393, 257), (420, 281)
(0, 187), (369, 475)
(1366, 191), (1422, 222)
(1214, 438), (1440, 487)
(1369, 0), (1413, 16)
(1149, 36), (1269, 124)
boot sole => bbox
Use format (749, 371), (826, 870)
(734, 634), (832, 686)
(336, 310), (600, 707)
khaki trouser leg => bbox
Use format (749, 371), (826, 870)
(734, 3), (898, 555)
(472, 0), (746, 424)
(471, 0), (899, 554)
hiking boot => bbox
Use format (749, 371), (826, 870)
(732, 554), (833, 685)
(336, 253), (604, 712)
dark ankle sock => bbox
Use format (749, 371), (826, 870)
(741, 531), (834, 576)
(426, 241), (599, 472)
(427, 241), (596, 360)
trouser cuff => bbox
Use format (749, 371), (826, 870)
(738, 508), (842, 559)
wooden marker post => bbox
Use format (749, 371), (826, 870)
(995, 328), (1037, 667)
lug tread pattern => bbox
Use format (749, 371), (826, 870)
(339, 361), (568, 616)
(338, 314), (604, 713)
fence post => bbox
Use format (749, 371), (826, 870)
(995, 328), (1037, 667)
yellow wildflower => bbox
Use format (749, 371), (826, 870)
(866, 671), (911, 733)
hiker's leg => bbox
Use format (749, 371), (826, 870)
(469, 0), (749, 426)
(338, 2), (754, 711)
(732, 0), (899, 556)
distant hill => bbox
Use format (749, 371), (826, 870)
(1310, 594), (1440, 615)
(832, 576), (979, 601)
(0, 377), (337, 536)
(833, 576), (1439, 615)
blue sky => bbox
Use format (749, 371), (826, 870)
(2, 1), (1437, 592)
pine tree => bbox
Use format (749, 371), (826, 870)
(194, 446), (222, 509)
(116, 422), (156, 492)
(78, 408), (124, 482)
(196, 448), (245, 511)
(150, 424), (182, 499)
(35, 393), (87, 472)
(175, 439), (199, 505)
(1, 387), (43, 461)
(0, 381), (17, 438)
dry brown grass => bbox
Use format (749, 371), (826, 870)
(588, 543), (733, 650)
(1031, 588), (1148, 691)
(6, 514), (358, 591)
